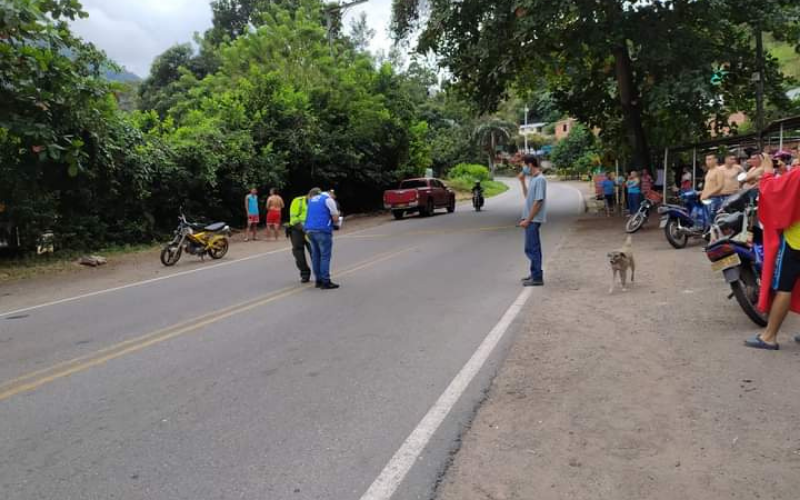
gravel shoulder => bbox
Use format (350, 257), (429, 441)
(436, 214), (800, 500)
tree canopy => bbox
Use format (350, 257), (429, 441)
(1, 0), (488, 254)
(393, 0), (800, 168)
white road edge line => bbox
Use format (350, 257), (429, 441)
(0, 224), (380, 318)
(359, 286), (533, 500)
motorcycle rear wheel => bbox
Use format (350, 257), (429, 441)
(731, 266), (768, 327)
(208, 239), (229, 260)
(160, 244), (182, 267)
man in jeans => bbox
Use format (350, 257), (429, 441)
(304, 188), (341, 290)
(288, 193), (311, 283)
(519, 155), (547, 287)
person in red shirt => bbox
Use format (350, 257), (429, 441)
(641, 168), (653, 194)
(746, 153), (800, 350)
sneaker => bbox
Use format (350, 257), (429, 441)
(320, 281), (340, 290)
(521, 276), (531, 282)
(522, 278), (544, 287)
(301, 276), (311, 284)
(315, 281), (323, 289)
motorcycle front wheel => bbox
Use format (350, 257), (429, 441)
(160, 244), (183, 267)
(208, 238), (229, 260)
(664, 218), (689, 249)
(731, 266), (768, 327)
(625, 209), (647, 233)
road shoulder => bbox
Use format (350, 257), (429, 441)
(436, 216), (800, 500)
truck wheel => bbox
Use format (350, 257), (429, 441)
(392, 210), (404, 220)
(422, 199), (434, 217)
(447, 197), (456, 213)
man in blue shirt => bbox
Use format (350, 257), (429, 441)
(304, 188), (341, 290)
(601, 173), (616, 217)
(519, 155), (547, 287)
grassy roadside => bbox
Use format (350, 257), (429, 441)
(447, 178), (510, 201)
(0, 243), (159, 283)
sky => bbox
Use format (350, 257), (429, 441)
(71, 0), (396, 78)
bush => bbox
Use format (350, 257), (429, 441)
(448, 163), (491, 181)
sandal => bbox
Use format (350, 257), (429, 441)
(744, 334), (779, 351)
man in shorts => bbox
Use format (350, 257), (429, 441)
(601, 173), (616, 217)
(266, 188), (285, 241)
(745, 153), (800, 350)
(244, 187), (260, 241)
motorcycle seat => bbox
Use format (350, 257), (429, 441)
(204, 222), (227, 232)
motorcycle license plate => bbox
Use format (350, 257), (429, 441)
(710, 253), (741, 273)
(659, 217), (668, 229)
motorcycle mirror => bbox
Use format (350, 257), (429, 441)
(737, 172), (747, 183)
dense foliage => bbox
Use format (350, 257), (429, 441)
(0, 0), (486, 254)
(392, 0), (800, 169)
(550, 125), (600, 177)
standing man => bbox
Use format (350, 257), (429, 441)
(244, 187), (260, 242)
(288, 193), (312, 283)
(744, 153), (800, 350)
(265, 188), (285, 241)
(720, 153), (744, 195)
(304, 188), (341, 290)
(700, 153), (724, 212)
(519, 155), (547, 287)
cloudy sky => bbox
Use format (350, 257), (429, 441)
(71, 0), (396, 78)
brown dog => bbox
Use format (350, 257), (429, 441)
(608, 235), (635, 293)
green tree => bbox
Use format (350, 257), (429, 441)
(550, 124), (598, 176)
(473, 119), (514, 174)
(393, 0), (800, 169)
(348, 11), (375, 53)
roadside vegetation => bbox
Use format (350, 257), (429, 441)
(446, 164), (510, 200)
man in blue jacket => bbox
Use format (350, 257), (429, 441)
(304, 188), (341, 290)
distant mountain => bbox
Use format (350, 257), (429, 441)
(105, 68), (141, 83)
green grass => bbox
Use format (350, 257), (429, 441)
(766, 35), (800, 80)
(446, 177), (510, 200)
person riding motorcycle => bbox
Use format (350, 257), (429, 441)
(472, 181), (484, 196)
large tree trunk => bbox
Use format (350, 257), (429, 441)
(488, 133), (496, 174)
(613, 45), (649, 171)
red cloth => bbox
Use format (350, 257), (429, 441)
(757, 169), (800, 314)
(266, 209), (282, 226)
(248, 215), (259, 224)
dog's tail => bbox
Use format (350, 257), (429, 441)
(624, 235), (633, 248)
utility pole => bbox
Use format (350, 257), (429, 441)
(523, 106), (529, 153)
(324, 0), (370, 58)
(755, 25), (765, 150)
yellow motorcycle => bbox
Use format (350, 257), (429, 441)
(160, 212), (231, 267)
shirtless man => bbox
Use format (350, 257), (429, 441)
(265, 188), (285, 241)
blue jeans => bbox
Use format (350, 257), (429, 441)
(307, 231), (333, 283)
(627, 192), (642, 214)
(524, 223), (543, 281)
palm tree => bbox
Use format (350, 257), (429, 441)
(473, 119), (516, 174)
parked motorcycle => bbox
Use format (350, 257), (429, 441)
(704, 186), (767, 326)
(472, 189), (485, 212)
(160, 212), (231, 267)
(657, 190), (711, 249)
(625, 191), (662, 233)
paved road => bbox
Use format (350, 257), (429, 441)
(0, 180), (582, 500)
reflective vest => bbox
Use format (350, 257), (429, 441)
(289, 196), (308, 227)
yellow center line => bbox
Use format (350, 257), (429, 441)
(0, 246), (416, 403)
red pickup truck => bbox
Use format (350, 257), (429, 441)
(383, 178), (456, 220)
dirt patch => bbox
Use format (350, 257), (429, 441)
(436, 215), (800, 500)
(0, 212), (391, 313)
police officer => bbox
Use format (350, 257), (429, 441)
(288, 193), (312, 283)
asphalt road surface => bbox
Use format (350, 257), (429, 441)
(0, 180), (583, 500)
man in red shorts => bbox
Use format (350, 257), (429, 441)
(265, 188), (285, 241)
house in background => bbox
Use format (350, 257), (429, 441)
(555, 118), (577, 141)
(519, 122), (547, 136)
